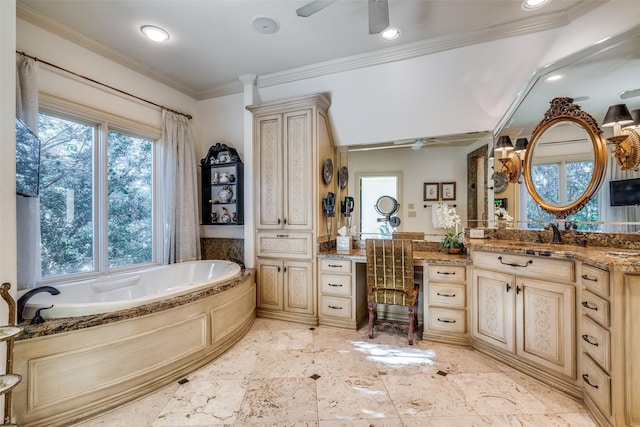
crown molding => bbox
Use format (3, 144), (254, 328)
(17, 2), (199, 99)
(17, 0), (607, 101)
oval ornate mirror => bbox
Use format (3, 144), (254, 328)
(524, 97), (608, 219)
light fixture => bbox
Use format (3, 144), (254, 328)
(625, 109), (640, 129)
(380, 27), (400, 41)
(514, 137), (529, 155)
(140, 25), (170, 42)
(603, 103), (640, 170)
(522, 0), (552, 10)
(545, 74), (563, 82)
(495, 136), (521, 183)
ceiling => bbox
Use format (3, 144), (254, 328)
(18, 0), (604, 100)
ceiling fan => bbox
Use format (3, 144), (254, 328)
(296, 0), (390, 35)
(393, 138), (442, 151)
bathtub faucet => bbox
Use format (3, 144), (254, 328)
(17, 286), (60, 324)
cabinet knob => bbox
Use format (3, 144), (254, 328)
(284, 218), (287, 224)
(277, 218), (281, 225)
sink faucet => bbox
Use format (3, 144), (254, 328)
(17, 286), (60, 323)
(544, 222), (562, 244)
(565, 221), (578, 231)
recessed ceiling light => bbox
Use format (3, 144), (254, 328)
(522, 0), (552, 10)
(545, 74), (563, 82)
(252, 16), (280, 34)
(140, 25), (170, 42)
(380, 27), (401, 41)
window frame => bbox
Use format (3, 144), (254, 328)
(38, 94), (163, 284)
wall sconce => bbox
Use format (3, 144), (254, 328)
(495, 136), (522, 183)
(603, 104), (640, 170)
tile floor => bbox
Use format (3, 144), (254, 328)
(71, 318), (597, 426)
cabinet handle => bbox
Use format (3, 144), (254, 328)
(582, 374), (599, 389)
(497, 256), (533, 268)
(328, 283), (343, 287)
(283, 267), (287, 273)
(276, 234), (289, 238)
(437, 271), (455, 275)
(284, 218), (287, 224)
(506, 283), (511, 292)
(581, 301), (598, 311)
(437, 318), (456, 323)
(327, 264), (343, 268)
(328, 305), (342, 310)
(581, 274), (598, 282)
(277, 267), (281, 272)
(437, 292), (456, 298)
(581, 334), (599, 347)
(278, 218), (281, 225)
(516, 285), (521, 295)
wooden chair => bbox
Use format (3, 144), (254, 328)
(366, 239), (420, 345)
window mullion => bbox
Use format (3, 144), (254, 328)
(96, 122), (109, 274)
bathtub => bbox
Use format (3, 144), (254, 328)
(13, 261), (256, 427)
(19, 260), (241, 319)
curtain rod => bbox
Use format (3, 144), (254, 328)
(17, 51), (193, 120)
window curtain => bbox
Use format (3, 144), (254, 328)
(161, 110), (201, 263)
(15, 56), (41, 289)
(605, 155), (640, 232)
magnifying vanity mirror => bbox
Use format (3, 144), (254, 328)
(524, 97), (608, 219)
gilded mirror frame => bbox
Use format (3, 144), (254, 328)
(523, 97), (608, 219)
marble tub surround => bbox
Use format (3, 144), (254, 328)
(16, 269), (255, 340)
(201, 237), (245, 262)
(69, 318), (596, 427)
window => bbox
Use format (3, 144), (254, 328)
(525, 159), (599, 230)
(38, 110), (156, 280)
(358, 174), (400, 235)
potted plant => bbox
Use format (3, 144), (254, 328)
(494, 206), (513, 229)
(436, 202), (464, 253)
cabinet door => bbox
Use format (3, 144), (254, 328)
(472, 269), (515, 352)
(516, 277), (575, 378)
(283, 110), (313, 229)
(284, 260), (315, 315)
(256, 114), (283, 228)
(256, 259), (283, 310)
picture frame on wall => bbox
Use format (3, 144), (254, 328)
(441, 182), (456, 201)
(423, 182), (439, 201)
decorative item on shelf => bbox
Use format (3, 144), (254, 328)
(219, 172), (231, 183)
(218, 186), (233, 203)
(602, 103), (640, 171)
(435, 202), (464, 253)
(495, 135), (522, 183)
(211, 171), (219, 184)
(221, 207), (232, 223)
(494, 206), (513, 229)
(201, 142), (242, 165)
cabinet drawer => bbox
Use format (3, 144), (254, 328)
(428, 307), (466, 333)
(320, 274), (352, 297)
(319, 259), (351, 274)
(256, 232), (312, 259)
(582, 354), (611, 416)
(472, 250), (574, 282)
(320, 295), (352, 319)
(580, 289), (610, 327)
(428, 283), (466, 308)
(581, 264), (610, 298)
(428, 265), (466, 282)
(581, 315), (611, 372)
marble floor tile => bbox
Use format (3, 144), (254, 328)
(316, 376), (398, 421)
(449, 373), (550, 416)
(152, 379), (246, 426)
(236, 377), (318, 424)
(68, 318), (597, 427)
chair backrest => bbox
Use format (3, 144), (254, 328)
(391, 232), (424, 240)
(366, 239), (416, 306)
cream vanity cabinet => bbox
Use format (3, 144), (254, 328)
(248, 94), (335, 326)
(317, 258), (367, 329)
(423, 263), (469, 345)
(471, 249), (577, 392)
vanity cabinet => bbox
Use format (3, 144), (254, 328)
(471, 250), (577, 389)
(423, 263), (469, 345)
(317, 258), (367, 329)
(248, 94), (335, 325)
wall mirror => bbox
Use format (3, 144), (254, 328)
(496, 24), (640, 231)
(523, 97), (608, 219)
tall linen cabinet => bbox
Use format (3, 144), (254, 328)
(247, 94), (335, 325)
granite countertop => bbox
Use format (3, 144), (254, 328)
(318, 248), (470, 265)
(467, 239), (640, 273)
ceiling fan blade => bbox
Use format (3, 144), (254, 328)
(296, 0), (337, 17)
(369, 0), (389, 34)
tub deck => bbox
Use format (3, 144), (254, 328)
(13, 269), (256, 427)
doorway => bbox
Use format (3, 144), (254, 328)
(467, 145), (489, 228)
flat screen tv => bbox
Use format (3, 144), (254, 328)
(610, 178), (640, 206)
(15, 116), (41, 197)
